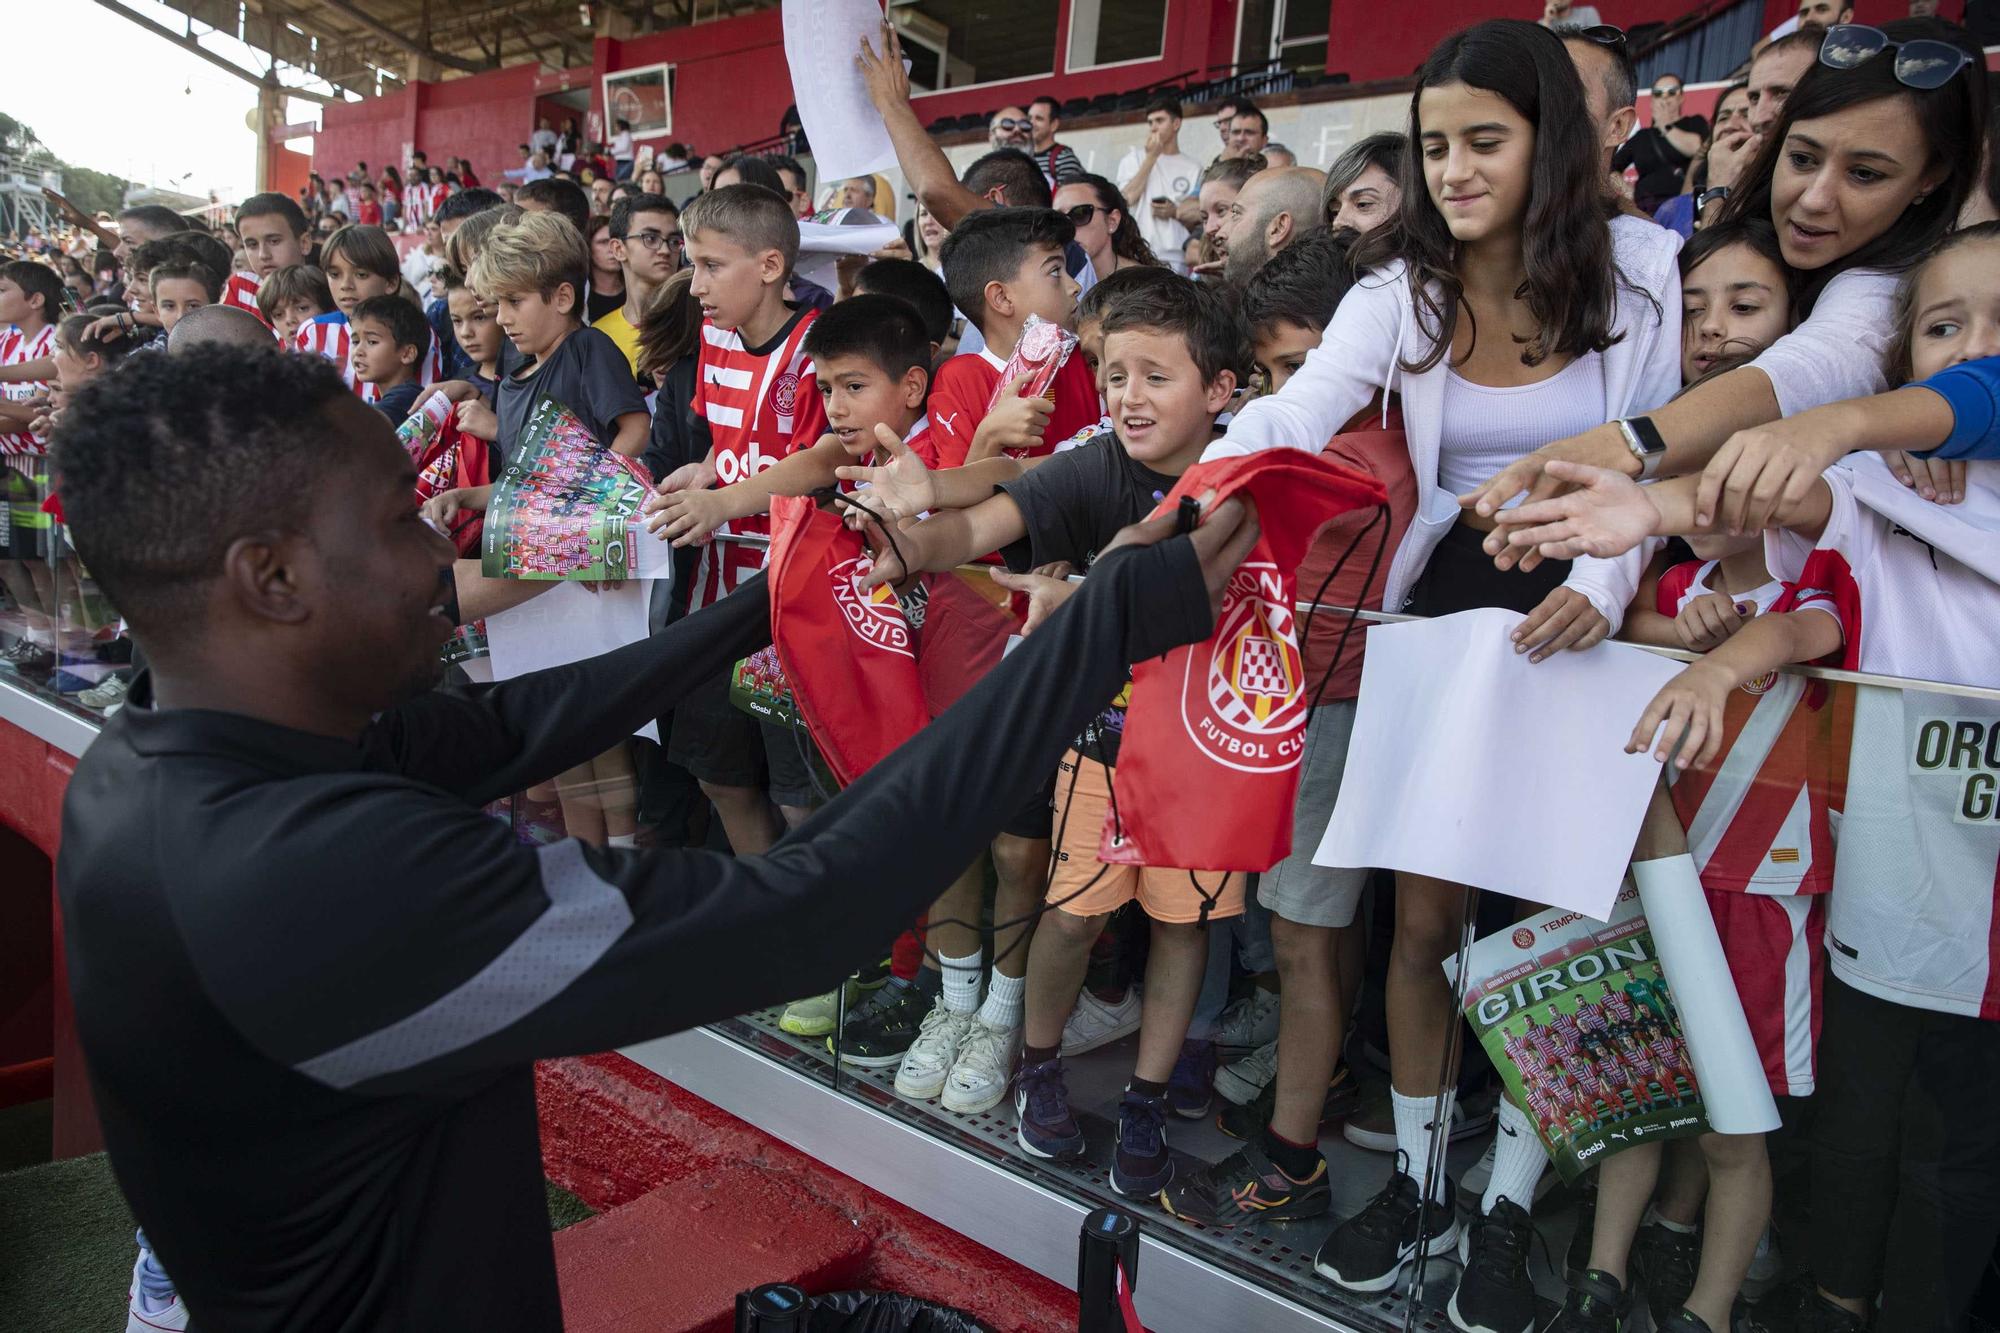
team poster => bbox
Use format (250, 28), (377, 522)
(1455, 883), (1710, 1182)
(482, 398), (651, 581)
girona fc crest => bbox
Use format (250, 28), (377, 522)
(1512, 928), (1536, 950)
(1179, 561), (1306, 773)
(829, 555), (915, 659)
(771, 370), (800, 418)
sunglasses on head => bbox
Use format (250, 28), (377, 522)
(1819, 23), (1973, 90)
(1573, 24), (1627, 48)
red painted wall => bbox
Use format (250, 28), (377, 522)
(590, 10), (798, 158)
(317, 63), (595, 190)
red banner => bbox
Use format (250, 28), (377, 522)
(768, 494), (931, 787)
(1101, 452), (1387, 872)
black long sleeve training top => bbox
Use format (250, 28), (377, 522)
(58, 541), (1213, 1332)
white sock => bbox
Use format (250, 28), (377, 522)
(1643, 1204), (1697, 1234)
(978, 970), (1025, 1030)
(1393, 1086), (1456, 1203)
(606, 833), (636, 848)
(1484, 1097), (1549, 1215)
(940, 948), (983, 1015)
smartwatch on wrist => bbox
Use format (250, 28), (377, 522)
(1616, 416), (1669, 480)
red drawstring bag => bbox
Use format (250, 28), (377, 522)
(1101, 451), (1388, 872)
(914, 567), (1024, 718)
(768, 494), (932, 786)
(401, 396), (495, 556)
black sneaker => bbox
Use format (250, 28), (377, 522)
(830, 977), (928, 1069)
(1159, 1141), (1330, 1227)
(1109, 1091), (1174, 1198)
(1545, 1268), (1632, 1333)
(1632, 1221), (1701, 1323)
(1448, 1197), (1537, 1333)
(1741, 1276), (1867, 1333)
(1216, 1064), (1359, 1141)
(1655, 1310), (1717, 1333)
(1565, 1183), (1598, 1281)
(1313, 1165), (1459, 1293)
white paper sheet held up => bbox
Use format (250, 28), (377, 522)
(782, 0), (900, 182)
(794, 219), (903, 295)
(484, 580), (659, 741)
(1315, 608), (1683, 919)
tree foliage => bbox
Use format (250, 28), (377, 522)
(0, 110), (131, 217)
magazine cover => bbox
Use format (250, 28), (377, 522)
(1455, 882), (1710, 1181)
(481, 398), (652, 580)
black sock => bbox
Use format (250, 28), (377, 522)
(1022, 1043), (1059, 1068)
(1129, 1077), (1168, 1100)
(914, 966), (943, 997)
(1262, 1124), (1321, 1180)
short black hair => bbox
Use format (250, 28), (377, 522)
(1029, 95), (1061, 117)
(938, 207), (1075, 335)
(50, 346), (352, 635)
(765, 154), (806, 190)
(718, 154), (790, 198)
(854, 258), (954, 344)
(1230, 101), (1269, 133)
(961, 148), (1052, 209)
(515, 177), (590, 236)
(1145, 95), (1184, 120)
(1077, 264), (1182, 327)
(235, 192), (309, 237)
(130, 231), (233, 284)
(804, 293), (931, 387)
(1242, 228), (1359, 338)
(610, 192), (678, 240)
(118, 204), (186, 236)
(351, 293), (431, 356)
(437, 187), (504, 224)
(1099, 272), (1249, 386)
(0, 259), (64, 323)
(150, 261), (223, 303)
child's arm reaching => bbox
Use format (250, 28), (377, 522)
(643, 434), (853, 547)
(1617, 553), (1680, 649)
(1627, 605), (1844, 768)
(1490, 462), (1835, 560)
(833, 437), (1024, 523)
(858, 491), (1032, 590)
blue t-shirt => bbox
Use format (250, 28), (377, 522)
(1916, 356), (2000, 461)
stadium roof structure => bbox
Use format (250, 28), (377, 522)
(93, 0), (781, 103)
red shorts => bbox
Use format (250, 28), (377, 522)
(1707, 889), (1826, 1097)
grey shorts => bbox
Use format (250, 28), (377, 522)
(1258, 700), (1368, 928)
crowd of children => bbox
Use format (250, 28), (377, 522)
(4, 8), (2000, 1333)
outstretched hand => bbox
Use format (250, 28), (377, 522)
(990, 567), (1077, 636)
(1486, 461), (1660, 562)
(834, 425), (937, 525)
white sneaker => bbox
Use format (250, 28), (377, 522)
(1060, 988), (1142, 1057)
(1213, 1038), (1279, 1105)
(942, 1018), (1022, 1114)
(1216, 987), (1280, 1055)
(893, 999), (976, 1101)
(127, 1240), (189, 1332)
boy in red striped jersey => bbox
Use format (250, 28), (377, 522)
(656, 182), (829, 855)
(223, 194), (311, 322)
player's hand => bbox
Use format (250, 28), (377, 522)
(857, 22), (913, 114)
(1463, 424), (1633, 553)
(1885, 450), (1966, 506)
(858, 515), (929, 590)
(835, 425), (938, 523)
(1101, 490), (1261, 622)
(1674, 591), (1750, 652)
(1512, 586), (1611, 663)
(453, 398), (499, 441)
(1695, 418), (1844, 534)
(971, 375), (1053, 456)
(1488, 460), (1662, 561)
(645, 485), (728, 546)
(990, 568), (1077, 636)
(655, 459), (717, 496)
(1629, 660), (1732, 768)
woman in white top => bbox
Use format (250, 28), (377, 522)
(1470, 17), (1988, 536)
(1200, 20), (1682, 1313)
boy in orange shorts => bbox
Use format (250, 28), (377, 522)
(849, 271), (1249, 1198)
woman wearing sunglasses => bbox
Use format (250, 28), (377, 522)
(1053, 175), (1165, 279)
(1468, 17), (1986, 533)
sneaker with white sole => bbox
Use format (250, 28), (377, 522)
(1214, 1038), (1279, 1106)
(893, 999), (976, 1101)
(127, 1232), (189, 1332)
(1060, 988), (1142, 1056)
(1216, 987), (1280, 1055)
(941, 1018), (1020, 1114)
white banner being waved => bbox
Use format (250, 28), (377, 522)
(1314, 608), (1683, 920)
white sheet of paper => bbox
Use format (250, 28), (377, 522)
(1315, 608), (1684, 920)
(782, 0), (900, 182)
(484, 580), (659, 741)
(794, 219), (903, 295)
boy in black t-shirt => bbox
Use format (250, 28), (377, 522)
(349, 295), (430, 424)
(843, 276), (1250, 1198)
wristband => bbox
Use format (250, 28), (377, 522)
(1616, 416), (1669, 481)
